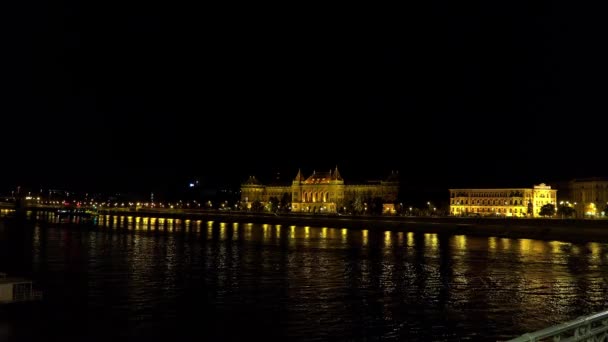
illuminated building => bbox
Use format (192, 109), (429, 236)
(240, 167), (399, 213)
(564, 177), (608, 218)
(449, 183), (557, 218)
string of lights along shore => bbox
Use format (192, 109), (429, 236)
(3, 166), (607, 219)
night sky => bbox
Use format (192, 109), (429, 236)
(3, 2), (606, 197)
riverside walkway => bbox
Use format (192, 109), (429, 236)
(5, 203), (608, 243)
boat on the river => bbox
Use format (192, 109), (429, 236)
(0, 273), (42, 305)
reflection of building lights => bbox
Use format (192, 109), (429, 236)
(455, 235), (466, 249)
(425, 233), (438, 249)
(489, 237), (497, 251)
(384, 231), (392, 246)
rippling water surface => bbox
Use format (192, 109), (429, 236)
(2, 211), (608, 341)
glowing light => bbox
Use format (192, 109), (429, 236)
(407, 232), (414, 247)
(454, 235), (466, 250)
(489, 236), (497, 251)
(384, 231), (392, 247)
(232, 222), (239, 240)
(425, 233), (438, 249)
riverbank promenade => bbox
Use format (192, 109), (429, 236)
(5, 203), (608, 243)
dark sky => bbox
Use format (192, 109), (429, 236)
(3, 1), (606, 195)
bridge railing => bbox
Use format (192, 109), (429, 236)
(508, 309), (608, 341)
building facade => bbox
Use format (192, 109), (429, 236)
(449, 183), (557, 218)
(241, 167), (400, 213)
(563, 177), (608, 218)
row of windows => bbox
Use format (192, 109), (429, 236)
(452, 199), (527, 205)
(452, 207), (524, 213)
(451, 191), (555, 198)
(451, 192), (527, 198)
(299, 191), (332, 203)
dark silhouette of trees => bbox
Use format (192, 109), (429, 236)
(557, 204), (576, 218)
(251, 200), (264, 212)
(539, 203), (555, 217)
(527, 201), (534, 217)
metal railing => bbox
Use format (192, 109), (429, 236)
(508, 309), (608, 341)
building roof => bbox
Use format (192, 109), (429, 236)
(294, 166), (344, 184)
(294, 169), (305, 182)
(304, 170), (333, 184)
(242, 176), (262, 186)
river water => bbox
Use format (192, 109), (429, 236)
(1, 211), (608, 341)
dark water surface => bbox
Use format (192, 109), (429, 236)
(2, 211), (608, 341)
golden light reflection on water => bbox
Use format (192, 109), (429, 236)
(167, 218), (174, 232)
(520, 239), (572, 259)
(488, 237), (515, 253)
(519, 239), (532, 255)
(500, 238), (510, 249)
(207, 221), (214, 238)
(220, 222), (227, 240)
(16, 211), (608, 331)
(406, 232), (414, 247)
(263, 224), (270, 242)
(275, 225), (281, 240)
(454, 235), (466, 250)
(425, 233), (438, 250)
(384, 231), (392, 247)
(232, 222), (239, 240)
(549, 240), (562, 254)
(589, 242), (601, 254)
(245, 223), (253, 240)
